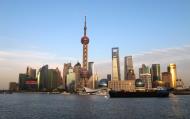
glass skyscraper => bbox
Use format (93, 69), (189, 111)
(112, 47), (121, 80)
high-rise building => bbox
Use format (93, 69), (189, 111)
(162, 72), (172, 88)
(80, 16), (90, 87)
(167, 64), (177, 88)
(107, 74), (111, 81)
(26, 66), (36, 79)
(151, 64), (161, 81)
(88, 62), (94, 77)
(87, 62), (95, 89)
(66, 67), (76, 92)
(74, 62), (82, 91)
(139, 64), (150, 77)
(47, 68), (62, 91)
(63, 63), (72, 90)
(112, 47), (121, 80)
(124, 56), (135, 80)
(38, 65), (48, 91)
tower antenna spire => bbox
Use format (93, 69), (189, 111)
(84, 16), (87, 36)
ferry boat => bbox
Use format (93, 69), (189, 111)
(172, 78), (190, 95)
(109, 88), (169, 98)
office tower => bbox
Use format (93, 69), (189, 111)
(124, 56), (135, 80)
(88, 62), (95, 89)
(139, 64), (150, 77)
(107, 74), (111, 81)
(151, 64), (161, 88)
(112, 47), (121, 80)
(80, 16), (90, 87)
(74, 62), (81, 91)
(26, 66), (36, 79)
(88, 62), (94, 77)
(47, 68), (62, 91)
(167, 64), (177, 88)
(63, 63), (72, 90)
(66, 67), (76, 92)
(39, 65), (48, 91)
(162, 72), (172, 88)
(151, 64), (161, 81)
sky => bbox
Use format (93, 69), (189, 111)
(0, 0), (190, 89)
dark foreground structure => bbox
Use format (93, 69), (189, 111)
(109, 90), (169, 98)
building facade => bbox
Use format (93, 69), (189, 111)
(124, 56), (135, 80)
(162, 72), (172, 88)
(167, 64), (177, 88)
(112, 47), (121, 81)
(108, 80), (135, 92)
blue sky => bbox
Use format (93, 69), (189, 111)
(0, 0), (190, 88)
(1, 0), (190, 59)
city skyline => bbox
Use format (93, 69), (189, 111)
(0, 0), (190, 89)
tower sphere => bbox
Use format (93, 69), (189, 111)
(81, 36), (89, 44)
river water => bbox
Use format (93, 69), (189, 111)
(0, 93), (189, 119)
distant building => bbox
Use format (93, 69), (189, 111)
(66, 67), (76, 92)
(162, 72), (172, 88)
(140, 73), (152, 90)
(47, 68), (62, 91)
(151, 64), (161, 87)
(26, 66), (36, 79)
(38, 65), (48, 91)
(124, 56), (135, 80)
(9, 82), (18, 91)
(107, 74), (111, 81)
(108, 80), (135, 92)
(74, 62), (82, 91)
(63, 63), (72, 90)
(18, 73), (37, 91)
(112, 47), (121, 81)
(167, 64), (177, 88)
(139, 64), (150, 77)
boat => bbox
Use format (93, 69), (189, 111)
(172, 78), (190, 95)
(109, 89), (169, 98)
(172, 89), (190, 95)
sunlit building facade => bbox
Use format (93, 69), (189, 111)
(162, 72), (172, 88)
(124, 56), (135, 80)
(112, 47), (121, 80)
(167, 64), (177, 88)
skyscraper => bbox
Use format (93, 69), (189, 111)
(151, 64), (161, 81)
(63, 63), (72, 90)
(139, 64), (150, 77)
(124, 56), (135, 80)
(112, 47), (121, 80)
(80, 16), (90, 87)
(26, 66), (36, 79)
(39, 65), (48, 91)
(168, 64), (177, 88)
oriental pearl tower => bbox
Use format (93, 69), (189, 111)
(80, 16), (89, 87)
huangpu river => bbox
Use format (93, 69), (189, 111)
(0, 93), (190, 119)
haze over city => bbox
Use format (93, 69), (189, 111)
(0, 0), (190, 89)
